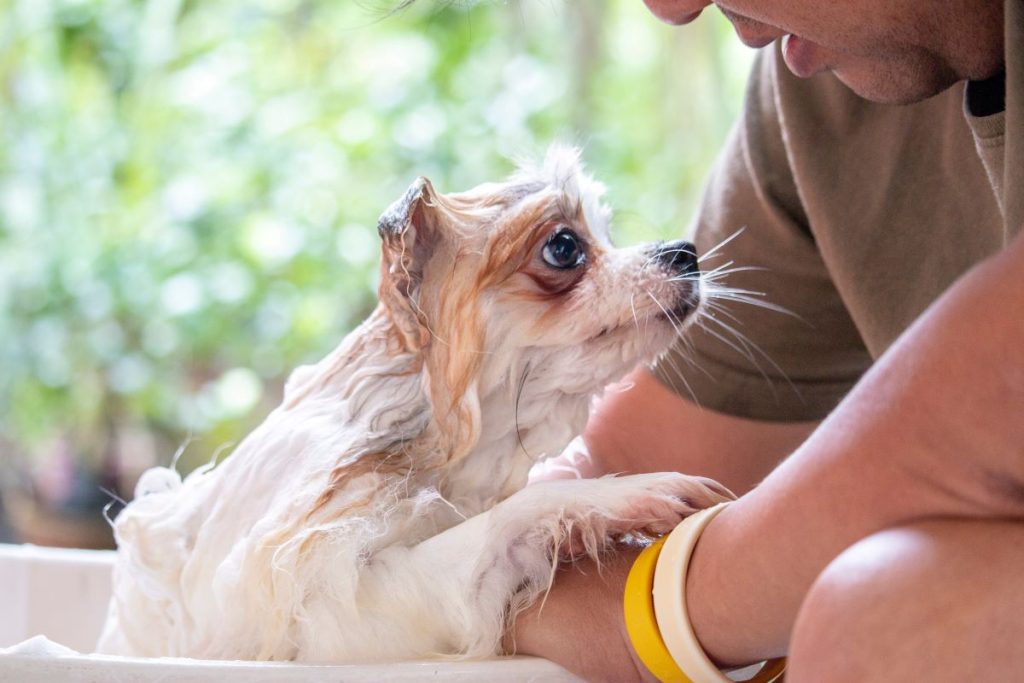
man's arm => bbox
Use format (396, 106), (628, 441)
(686, 228), (1024, 664)
(575, 369), (817, 495)
(513, 229), (1024, 678)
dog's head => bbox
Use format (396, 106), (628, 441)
(375, 146), (701, 461)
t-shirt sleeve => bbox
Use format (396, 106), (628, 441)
(650, 46), (873, 422)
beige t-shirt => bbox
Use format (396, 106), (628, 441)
(654, 1), (1023, 421)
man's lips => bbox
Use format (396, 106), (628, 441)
(721, 8), (781, 48)
(735, 30), (777, 49)
(677, 5), (832, 78)
(720, 8), (832, 79)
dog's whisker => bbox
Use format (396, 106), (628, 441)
(698, 259), (738, 279)
(702, 263), (767, 277)
(696, 314), (797, 398)
(703, 314), (793, 384)
(700, 300), (746, 327)
(673, 265), (767, 284)
(704, 285), (802, 320)
(656, 347), (703, 407)
(702, 282), (770, 296)
(696, 317), (763, 370)
(645, 289), (683, 337)
(644, 290), (707, 405)
(629, 290), (644, 345)
(697, 226), (746, 263)
(640, 251), (661, 271)
(679, 343), (717, 383)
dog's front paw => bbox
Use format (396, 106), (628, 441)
(501, 472), (733, 561)
(600, 471), (734, 538)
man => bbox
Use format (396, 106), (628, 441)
(507, 1), (1024, 681)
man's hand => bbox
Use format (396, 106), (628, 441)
(508, 548), (656, 683)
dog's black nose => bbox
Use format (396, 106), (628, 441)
(655, 240), (699, 276)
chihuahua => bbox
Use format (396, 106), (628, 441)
(98, 146), (731, 661)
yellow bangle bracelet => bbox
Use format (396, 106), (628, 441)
(623, 537), (695, 683)
(653, 503), (786, 683)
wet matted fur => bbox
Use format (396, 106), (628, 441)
(98, 147), (732, 661)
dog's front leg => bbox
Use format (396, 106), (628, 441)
(371, 472), (732, 659)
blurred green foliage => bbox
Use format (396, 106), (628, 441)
(0, 0), (754, 480)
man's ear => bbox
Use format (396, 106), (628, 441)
(377, 177), (442, 297)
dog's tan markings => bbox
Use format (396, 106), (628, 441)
(309, 456), (404, 518)
(309, 253), (487, 517)
(425, 273), (485, 462)
(482, 200), (600, 307)
(480, 207), (569, 285)
(498, 200), (564, 272)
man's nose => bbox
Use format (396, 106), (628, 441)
(642, 0), (713, 25)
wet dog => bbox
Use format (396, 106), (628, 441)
(98, 147), (730, 661)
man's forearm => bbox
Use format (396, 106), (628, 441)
(578, 370), (817, 494)
(687, 231), (1024, 665)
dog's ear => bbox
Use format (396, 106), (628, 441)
(377, 177), (447, 347)
(377, 177), (444, 288)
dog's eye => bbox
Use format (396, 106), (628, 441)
(542, 229), (584, 269)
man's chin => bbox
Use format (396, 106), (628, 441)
(833, 62), (962, 105)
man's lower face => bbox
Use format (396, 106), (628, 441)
(642, 0), (983, 105)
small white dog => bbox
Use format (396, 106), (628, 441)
(97, 147), (731, 662)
